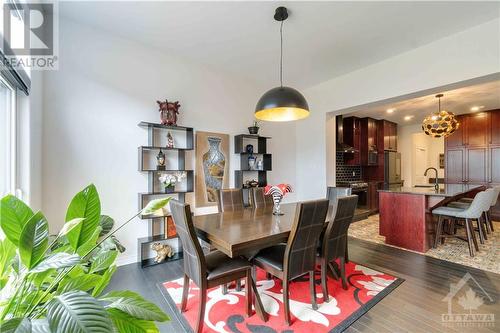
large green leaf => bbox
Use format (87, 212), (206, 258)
(19, 212), (49, 269)
(30, 253), (81, 273)
(0, 195), (34, 246)
(142, 198), (171, 215)
(32, 319), (51, 333)
(0, 238), (16, 276)
(99, 215), (114, 237)
(65, 184), (101, 250)
(107, 308), (159, 333)
(76, 226), (102, 258)
(58, 218), (85, 238)
(89, 250), (117, 274)
(57, 274), (101, 294)
(0, 317), (32, 333)
(101, 290), (169, 322)
(46, 291), (112, 333)
(92, 265), (116, 297)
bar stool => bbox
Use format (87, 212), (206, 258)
(458, 186), (499, 233)
(432, 190), (492, 257)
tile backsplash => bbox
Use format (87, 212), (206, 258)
(336, 152), (362, 182)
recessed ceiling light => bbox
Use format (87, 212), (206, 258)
(386, 108), (395, 114)
(470, 105), (485, 112)
(404, 115), (414, 121)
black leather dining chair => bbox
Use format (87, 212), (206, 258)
(170, 200), (253, 333)
(250, 187), (274, 208)
(217, 188), (244, 212)
(318, 195), (358, 302)
(326, 187), (353, 262)
(251, 199), (329, 325)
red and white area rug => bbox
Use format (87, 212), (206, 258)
(161, 262), (403, 333)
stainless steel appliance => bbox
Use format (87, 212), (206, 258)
(384, 151), (403, 188)
(336, 181), (369, 208)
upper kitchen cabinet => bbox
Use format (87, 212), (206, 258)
(466, 112), (489, 147)
(343, 116), (361, 165)
(445, 114), (467, 148)
(360, 117), (379, 166)
(490, 110), (500, 145)
(381, 120), (397, 151)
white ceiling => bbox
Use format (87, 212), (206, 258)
(60, 1), (500, 89)
(344, 80), (500, 125)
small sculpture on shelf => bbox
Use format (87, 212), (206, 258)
(157, 99), (180, 126)
(244, 179), (259, 188)
(156, 149), (166, 170)
(151, 242), (174, 263)
(256, 158), (263, 171)
(248, 154), (256, 170)
(245, 144), (254, 154)
(166, 131), (174, 148)
(264, 183), (292, 216)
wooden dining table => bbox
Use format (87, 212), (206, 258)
(192, 203), (329, 322)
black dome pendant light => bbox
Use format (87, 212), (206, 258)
(255, 7), (310, 122)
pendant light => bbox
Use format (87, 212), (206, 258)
(422, 94), (459, 138)
(255, 7), (309, 122)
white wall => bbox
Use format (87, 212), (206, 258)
(398, 124), (444, 187)
(297, 18), (500, 200)
(41, 18), (296, 265)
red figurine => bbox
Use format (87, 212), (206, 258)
(157, 99), (180, 126)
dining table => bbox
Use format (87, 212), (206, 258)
(192, 203), (330, 322)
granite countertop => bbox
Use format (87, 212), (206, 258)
(378, 184), (483, 197)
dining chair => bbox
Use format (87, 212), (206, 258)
(170, 200), (253, 333)
(318, 195), (358, 302)
(250, 187), (274, 208)
(251, 199), (329, 325)
(432, 190), (492, 257)
(326, 187), (352, 262)
(217, 188), (244, 212)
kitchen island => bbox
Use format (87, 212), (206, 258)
(378, 184), (484, 252)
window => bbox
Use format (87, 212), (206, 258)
(0, 75), (16, 197)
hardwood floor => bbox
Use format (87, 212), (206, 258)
(107, 238), (500, 332)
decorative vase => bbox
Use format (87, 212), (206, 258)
(271, 193), (284, 216)
(248, 155), (256, 170)
(248, 126), (259, 135)
(256, 159), (263, 171)
(245, 144), (254, 154)
(202, 137), (226, 202)
(165, 186), (175, 194)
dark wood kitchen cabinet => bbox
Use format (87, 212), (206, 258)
(343, 117), (361, 165)
(445, 109), (500, 219)
(360, 117), (379, 166)
(367, 181), (382, 214)
(381, 120), (397, 151)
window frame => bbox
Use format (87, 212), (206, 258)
(1, 74), (17, 196)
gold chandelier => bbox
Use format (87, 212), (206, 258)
(422, 94), (459, 138)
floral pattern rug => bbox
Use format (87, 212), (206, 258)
(162, 263), (403, 333)
(349, 215), (500, 274)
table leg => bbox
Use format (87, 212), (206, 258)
(251, 278), (268, 322)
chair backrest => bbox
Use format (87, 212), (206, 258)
(326, 187), (352, 220)
(464, 190), (493, 218)
(169, 200), (206, 286)
(489, 186), (500, 207)
(322, 195), (358, 262)
(250, 187), (274, 208)
(284, 199), (329, 280)
(217, 188), (244, 212)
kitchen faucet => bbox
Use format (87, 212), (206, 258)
(424, 167), (439, 191)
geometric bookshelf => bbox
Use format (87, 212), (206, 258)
(137, 121), (194, 267)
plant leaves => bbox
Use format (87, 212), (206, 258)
(142, 198), (171, 216)
(32, 268), (56, 288)
(107, 308), (159, 333)
(57, 274), (101, 294)
(0, 317), (32, 333)
(0, 238), (16, 276)
(0, 194), (34, 246)
(92, 265), (116, 297)
(76, 226), (102, 258)
(99, 215), (114, 237)
(58, 218), (85, 238)
(30, 253), (81, 273)
(46, 291), (112, 333)
(65, 184), (101, 250)
(89, 250), (117, 274)
(101, 290), (169, 322)
(19, 211), (49, 269)
(32, 319), (51, 333)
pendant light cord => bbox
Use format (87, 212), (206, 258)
(280, 19), (284, 88)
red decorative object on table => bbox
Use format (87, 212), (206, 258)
(157, 99), (180, 126)
(264, 183), (292, 215)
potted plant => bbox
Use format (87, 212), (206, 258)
(248, 120), (260, 135)
(0, 184), (171, 332)
(159, 172), (186, 193)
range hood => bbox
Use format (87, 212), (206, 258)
(336, 115), (357, 154)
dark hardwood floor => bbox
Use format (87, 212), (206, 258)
(107, 238), (499, 332)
